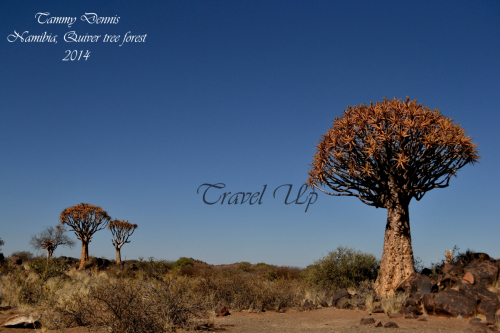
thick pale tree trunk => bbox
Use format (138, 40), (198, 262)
(375, 199), (415, 296)
(115, 247), (122, 265)
(79, 241), (89, 270)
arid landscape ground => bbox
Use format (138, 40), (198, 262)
(0, 305), (488, 332)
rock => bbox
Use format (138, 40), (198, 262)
(8, 256), (22, 265)
(215, 306), (229, 317)
(319, 300), (329, 308)
(360, 318), (375, 325)
(439, 273), (460, 288)
(405, 298), (420, 307)
(335, 298), (352, 309)
(417, 316), (428, 321)
(2, 315), (40, 328)
(333, 288), (350, 305)
(457, 281), (497, 303)
(372, 307), (385, 313)
(469, 318), (486, 326)
(423, 290), (476, 317)
(388, 313), (403, 318)
(384, 321), (399, 328)
(405, 312), (418, 319)
(302, 300), (316, 311)
(405, 304), (422, 316)
(374, 320), (383, 327)
(464, 260), (499, 288)
(464, 272), (475, 284)
(397, 272), (433, 296)
(477, 299), (500, 321)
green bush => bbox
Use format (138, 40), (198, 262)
(301, 246), (379, 290)
(11, 251), (34, 261)
(237, 262), (252, 272)
(172, 257), (194, 269)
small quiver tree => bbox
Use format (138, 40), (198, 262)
(109, 220), (137, 265)
(30, 226), (75, 262)
(59, 203), (111, 269)
(307, 97), (479, 296)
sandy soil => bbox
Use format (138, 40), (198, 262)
(0, 307), (491, 332)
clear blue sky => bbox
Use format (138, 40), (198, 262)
(1, 0), (499, 268)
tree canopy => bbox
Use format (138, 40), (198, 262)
(30, 226), (75, 260)
(308, 97), (479, 208)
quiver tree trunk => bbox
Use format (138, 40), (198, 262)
(375, 199), (415, 296)
(115, 247), (122, 265)
(79, 241), (89, 270)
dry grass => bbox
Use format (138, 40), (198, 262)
(380, 291), (409, 315)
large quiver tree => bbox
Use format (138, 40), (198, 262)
(59, 203), (111, 269)
(109, 220), (137, 264)
(308, 97), (479, 296)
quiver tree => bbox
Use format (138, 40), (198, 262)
(308, 97), (479, 296)
(59, 203), (111, 269)
(0, 237), (4, 252)
(109, 219), (137, 264)
(30, 226), (75, 261)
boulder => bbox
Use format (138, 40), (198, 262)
(360, 318), (375, 325)
(215, 306), (229, 317)
(423, 290), (476, 317)
(374, 320), (383, 327)
(335, 298), (352, 309)
(397, 272), (432, 296)
(333, 288), (350, 305)
(463, 272), (475, 284)
(464, 260), (499, 288)
(457, 281), (498, 304)
(384, 321), (399, 328)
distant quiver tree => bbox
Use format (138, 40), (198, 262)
(307, 97), (479, 295)
(109, 219), (137, 264)
(59, 203), (111, 269)
(30, 226), (75, 261)
(0, 237), (4, 251)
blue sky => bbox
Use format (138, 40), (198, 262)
(1, 0), (499, 268)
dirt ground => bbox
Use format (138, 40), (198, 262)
(0, 307), (492, 332)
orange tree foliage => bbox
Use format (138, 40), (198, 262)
(307, 97), (479, 207)
(60, 203), (111, 238)
(109, 219), (137, 248)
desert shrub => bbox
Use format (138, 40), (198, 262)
(301, 246), (379, 290)
(136, 258), (172, 280)
(11, 251), (34, 261)
(254, 262), (275, 269)
(172, 257), (194, 269)
(192, 269), (303, 312)
(237, 262), (252, 272)
(265, 269), (279, 281)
